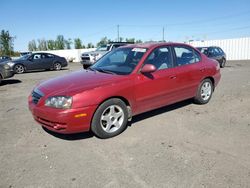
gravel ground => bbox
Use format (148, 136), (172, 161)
(0, 61), (250, 188)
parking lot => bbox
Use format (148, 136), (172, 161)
(0, 61), (250, 187)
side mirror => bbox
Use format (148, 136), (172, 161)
(141, 64), (156, 74)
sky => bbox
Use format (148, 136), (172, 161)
(1, 0), (250, 51)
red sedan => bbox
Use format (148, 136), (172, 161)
(28, 43), (221, 138)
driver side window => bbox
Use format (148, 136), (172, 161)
(144, 47), (173, 70)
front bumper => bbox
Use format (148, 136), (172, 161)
(1, 69), (14, 79)
(28, 96), (97, 134)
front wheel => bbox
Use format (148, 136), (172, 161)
(14, 64), (25, 74)
(53, 62), (61, 71)
(194, 79), (213, 104)
(91, 98), (128, 139)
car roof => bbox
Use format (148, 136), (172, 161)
(121, 42), (195, 49)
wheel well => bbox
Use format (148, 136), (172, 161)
(204, 77), (215, 90)
(14, 63), (25, 68)
(90, 96), (132, 125)
(54, 61), (61, 65)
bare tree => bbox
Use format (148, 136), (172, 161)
(28, 40), (37, 51)
(37, 39), (47, 51)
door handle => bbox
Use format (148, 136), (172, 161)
(169, 75), (177, 79)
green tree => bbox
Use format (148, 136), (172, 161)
(28, 40), (37, 51)
(74, 38), (83, 49)
(96, 37), (109, 47)
(55, 35), (65, 50)
(0, 30), (14, 56)
(47, 40), (55, 50)
(65, 38), (72, 49)
(135, 39), (143, 43)
(125, 38), (135, 43)
(87, 43), (94, 48)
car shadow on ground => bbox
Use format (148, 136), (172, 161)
(43, 99), (193, 141)
(0, 79), (22, 86)
(43, 127), (94, 140)
(129, 99), (193, 125)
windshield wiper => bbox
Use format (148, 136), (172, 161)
(97, 68), (117, 75)
(87, 67), (96, 71)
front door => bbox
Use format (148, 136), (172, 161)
(134, 46), (179, 114)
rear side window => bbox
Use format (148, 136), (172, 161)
(217, 47), (224, 54)
(174, 46), (201, 66)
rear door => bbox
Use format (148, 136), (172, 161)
(41, 53), (55, 69)
(172, 45), (205, 100)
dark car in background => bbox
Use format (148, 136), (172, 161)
(0, 56), (12, 63)
(0, 63), (14, 84)
(197, 46), (226, 68)
(3, 52), (68, 74)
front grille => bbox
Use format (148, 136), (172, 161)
(81, 57), (90, 61)
(32, 88), (44, 104)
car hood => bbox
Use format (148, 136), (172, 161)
(36, 70), (124, 96)
(82, 51), (108, 55)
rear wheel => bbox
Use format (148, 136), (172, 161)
(53, 62), (61, 71)
(0, 75), (2, 85)
(14, 64), (25, 74)
(91, 98), (128, 139)
(194, 79), (213, 104)
(220, 58), (226, 68)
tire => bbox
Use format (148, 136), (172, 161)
(194, 79), (213, 104)
(220, 58), (226, 68)
(0, 75), (2, 85)
(53, 62), (62, 71)
(83, 64), (90, 69)
(91, 98), (128, 139)
(14, 64), (25, 74)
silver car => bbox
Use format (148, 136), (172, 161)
(81, 42), (133, 69)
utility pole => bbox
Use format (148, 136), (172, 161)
(117, 25), (120, 42)
(162, 26), (165, 42)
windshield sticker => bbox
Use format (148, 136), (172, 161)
(132, 48), (147, 53)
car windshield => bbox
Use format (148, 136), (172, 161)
(96, 45), (109, 51)
(91, 47), (147, 75)
(17, 54), (30, 60)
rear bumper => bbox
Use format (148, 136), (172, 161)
(28, 96), (97, 134)
(213, 71), (221, 87)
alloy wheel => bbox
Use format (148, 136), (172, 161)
(15, 65), (24, 74)
(200, 81), (212, 101)
(100, 105), (125, 133)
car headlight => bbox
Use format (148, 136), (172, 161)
(3, 64), (10, 69)
(45, 96), (72, 109)
(7, 62), (15, 67)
